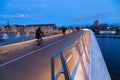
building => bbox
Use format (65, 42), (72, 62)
(1, 27), (11, 33)
(92, 20), (100, 33)
(94, 20), (100, 27)
(25, 24), (57, 35)
(0, 23), (58, 36)
(12, 24), (25, 33)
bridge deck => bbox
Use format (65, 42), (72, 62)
(0, 32), (85, 80)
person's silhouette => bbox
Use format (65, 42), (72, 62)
(35, 27), (44, 45)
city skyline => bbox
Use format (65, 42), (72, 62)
(0, 0), (120, 26)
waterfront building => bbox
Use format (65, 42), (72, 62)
(94, 20), (100, 27)
(1, 27), (11, 33)
(0, 24), (57, 35)
(25, 24), (57, 36)
(25, 24), (56, 30)
(7, 25), (24, 33)
(92, 20), (100, 33)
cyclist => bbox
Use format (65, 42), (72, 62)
(35, 27), (44, 45)
(62, 27), (66, 37)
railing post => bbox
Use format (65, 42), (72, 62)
(81, 37), (89, 62)
(84, 34), (90, 53)
(76, 40), (89, 80)
(60, 53), (70, 80)
(51, 57), (55, 80)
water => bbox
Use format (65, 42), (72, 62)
(97, 37), (120, 80)
(0, 33), (35, 46)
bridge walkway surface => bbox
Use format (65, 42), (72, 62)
(0, 32), (84, 80)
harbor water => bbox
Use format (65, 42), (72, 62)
(0, 33), (35, 46)
(97, 36), (120, 80)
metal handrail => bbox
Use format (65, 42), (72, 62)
(51, 38), (77, 80)
(51, 30), (90, 80)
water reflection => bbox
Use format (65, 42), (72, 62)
(16, 32), (21, 38)
(97, 37), (120, 80)
(25, 32), (30, 36)
(0, 33), (35, 46)
(2, 33), (9, 39)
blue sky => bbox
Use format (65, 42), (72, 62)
(0, 0), (120, 26)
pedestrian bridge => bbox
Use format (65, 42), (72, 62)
(0, 29), (111, 80)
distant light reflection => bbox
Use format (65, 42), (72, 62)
(2, 33), (9, 39)
(16, 32), (21, 38)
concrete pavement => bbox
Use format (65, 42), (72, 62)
(0, 32), (82, 80)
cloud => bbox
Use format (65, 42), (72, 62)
(6, 3), (48, 10)
(75, 11), (114, 21)
(40, 4), (48, 8)
(0, 13), (43, 20)
(0, 14), (30, 18)
(94, 11), (113, 19)
(16, 14), (30, 18)
(6, 3), (36, 11)
(6, 3), (18, 8)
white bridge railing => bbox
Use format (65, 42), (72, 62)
(51, 29), (111, 80)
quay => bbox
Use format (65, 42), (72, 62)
(0, 29), (111, 80)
